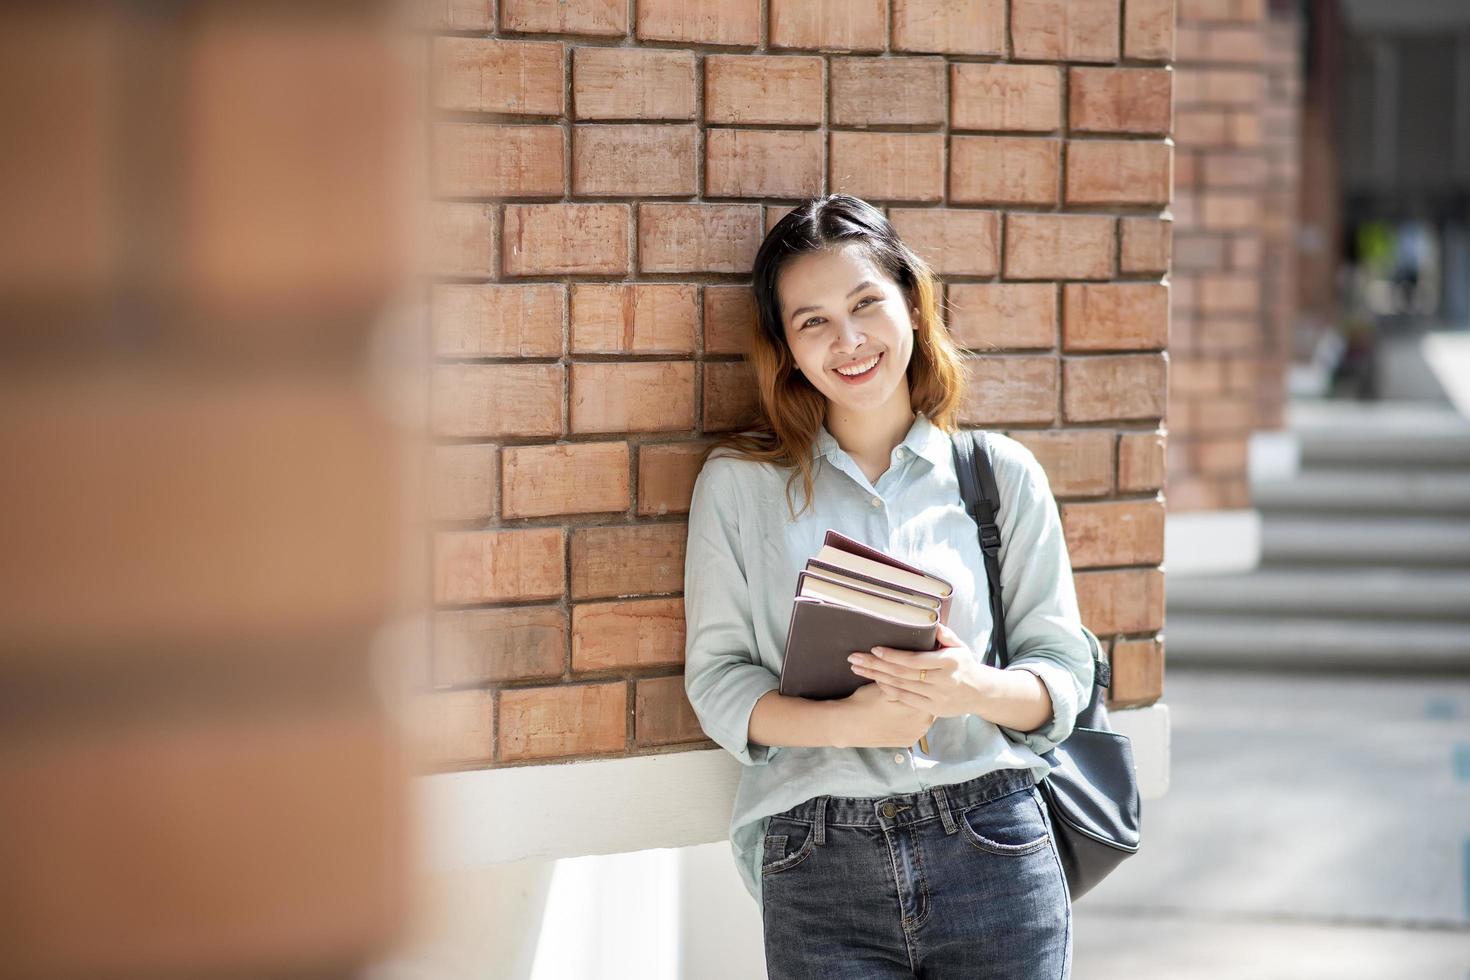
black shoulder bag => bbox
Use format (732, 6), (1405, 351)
(951, 429), (1142, 901)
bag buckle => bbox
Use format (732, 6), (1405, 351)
(979, 525), (1001, 553)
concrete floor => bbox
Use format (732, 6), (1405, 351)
(1074, 666), (1470, 979)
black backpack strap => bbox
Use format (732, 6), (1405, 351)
(950, 429), (1008, 670)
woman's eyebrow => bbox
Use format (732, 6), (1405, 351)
(788, 280), (878, 323)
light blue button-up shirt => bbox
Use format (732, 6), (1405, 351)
(682, 410), (1098, 908)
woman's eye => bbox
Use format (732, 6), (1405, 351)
(800, 297), (879, 330)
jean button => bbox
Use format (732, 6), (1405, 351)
(880, 802), (897, 819)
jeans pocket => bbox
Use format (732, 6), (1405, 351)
(761, 815), (817, 877)
(956, 785), (1051, 857)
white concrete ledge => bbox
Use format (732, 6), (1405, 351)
(416, 704), (1170, 871)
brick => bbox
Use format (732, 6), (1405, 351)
(572, 47), (697, 121)
(637, 203), (763, 274)
(499, 682), (627, 763)
(956, 356), (1058, 425)
(502, 204), (629, 276)
(892, 0), (1006, 54)
(637, 0), (760, 45)
(572, 125), (697, 197)
(1172, 233), (1224, 271)
(1199, 274), (1258, 314)
(429, 202), (496, 278)
(769, 0), (887, 51)
(704, 360), (762, 432)
(1060, 498), (1166, 567)
(430, 444), (497, 521)
(636, 675), (707, 746)
(424, 0), (493, 30)
(1109, 636), (1164, 706)
(1169, 357), (1225, 396)
(888, 209), (1000, 277)
(501, 0), (628, 35)
(502, 442), (631, 518)
(704, 55), (824, 125)
(432, 38), (564, 115)
(705, 129), (824, 199)
(638, 441), (710, 515)
(1176, 24), (1263, 63)
(1075, 568), (1166, 634)
(571, 283), (697, 355)
(1011, 0), (1120, 62)
(570, 362), (697, 434)
(1227, 110), (1261, 147)
(1063, 284), (1169, 351)
(430, 364), (564, 438)
(572, 597), (685, 671)
(1124, 0), (1176, 60)
(1189, 394), (1254, 433)
(1120, 218), (1172, 275)
(946, 284), (1056, 350)
(432, 606), (566, 687)
(1004, 214), (1114, 280)
(1179, 0), (1262, 22)
(1178, 68), (1264, 107)
(571, 523), (688, 599)
(418, 689), (495, 768)
(950, 63), (1062, 132)
(0, 375), (396, 648)
(830, 132), (946, 203)
(950, 137), (1059, 206)
(831, 58), (946, 127)
(1065, 140), (1172, 206)
(1196, 435), (1249, 474)
(431, 284), (564, 358)
(1007, 429), (1115, 497)
(1068, 68), (1173, 134)
(1174, 107), (1229, 146)
(703, 286), (758, 355)
(433, 527), (566, 605)
(1201, 192), (1261, 230)
(1062, 354), (1169, 421)
(1118, 431), (1167, 490)
(431, 123), (563, 198)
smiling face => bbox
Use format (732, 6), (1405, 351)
(777, 244), (918, 418)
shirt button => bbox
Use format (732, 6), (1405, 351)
(893, 752), (904, 764)
(870, 496), (881, 507)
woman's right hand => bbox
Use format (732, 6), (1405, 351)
(834, 680), (936, 748)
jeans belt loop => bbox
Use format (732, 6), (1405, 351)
(932, 785), (958, 835)
(813, 796), (828, 846)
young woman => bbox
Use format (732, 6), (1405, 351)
(682, 194), (1097, 979)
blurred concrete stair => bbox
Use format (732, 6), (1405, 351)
(1165, 400), (1470, 672)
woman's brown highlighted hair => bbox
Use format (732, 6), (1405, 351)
(700, 193), (969, 521)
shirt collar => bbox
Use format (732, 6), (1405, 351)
(811, 410), (952, 468)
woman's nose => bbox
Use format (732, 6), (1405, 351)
(833, 318), (865, 351)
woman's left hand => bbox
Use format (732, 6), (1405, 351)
(847, 622), (999, 719)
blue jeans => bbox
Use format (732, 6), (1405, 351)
(759, 768), (1072, 979)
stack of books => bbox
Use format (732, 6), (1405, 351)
(780, 529), (955, 703)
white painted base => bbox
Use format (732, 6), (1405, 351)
(1164, 509), (1261, 577)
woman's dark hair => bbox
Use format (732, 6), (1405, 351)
(700, 193), (967, 521)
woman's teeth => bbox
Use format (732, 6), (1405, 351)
(835, 353), (881, 378)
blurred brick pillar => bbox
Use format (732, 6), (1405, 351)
(0, 4), (414, 978)
(1167, 0), (1270, 512)
(1258, 3), (1304, 430)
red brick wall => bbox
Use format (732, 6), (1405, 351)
(422, 0), (1174, 771)
(1167, 0), (1268, 511)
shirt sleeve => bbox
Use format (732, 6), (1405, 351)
(682, 456), (782, 766)
(986, 435), (1097, 757)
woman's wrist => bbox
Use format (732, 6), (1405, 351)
(968, 665), (1053, 734)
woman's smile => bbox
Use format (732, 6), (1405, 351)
(832, 350), (883, 384)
